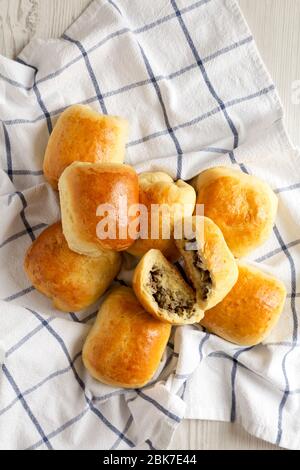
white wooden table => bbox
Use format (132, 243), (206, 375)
(1, 0), (299, 450)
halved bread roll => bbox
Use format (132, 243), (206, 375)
(174, 216), (238, 310)
(133, 249), (203, 325)
(201, 262), (287, 346)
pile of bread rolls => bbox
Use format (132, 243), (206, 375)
(24, 104), (286, 389)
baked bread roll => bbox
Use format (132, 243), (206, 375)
(201, 263), (287, 346)
(24, 222), (122, 312)
(43, 104), (128, 189)
(127, 172), (196, 261)
(191, 167), (278, 258)
(133, 249), (203, 325)
(59, 162), (139, 255)
(174, 216), (238, 310)
(82, 286), (171, 388)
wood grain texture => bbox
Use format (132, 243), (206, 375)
(1, 0), (299, 450)
(239, 0), (300, 149)
(0, 0), (91, 57)
(170, 420), (280, 450)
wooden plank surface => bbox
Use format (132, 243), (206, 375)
(1, 0), (299, 450)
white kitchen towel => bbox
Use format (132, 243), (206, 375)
(0, 0), (299, 450)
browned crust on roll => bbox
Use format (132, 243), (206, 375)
(43, 104), (128, 190)
(24, 222), (121, 312)
(201, 262), (287, 346)
(191, 167), (278, 258)
(127, 172), (196, 261)
(82, 286), (171, 388)
(59, 162), (139, 255)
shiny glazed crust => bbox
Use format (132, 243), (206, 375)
(43, 104), (128, 190)
(59, 162), (139, 255)
(191, 167), (278, 258)
(201, 262), (287, 346)
(24, 222), (122, 312)
(82, 286), (171, 388)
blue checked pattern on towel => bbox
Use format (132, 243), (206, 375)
(0, 0), (300, 450)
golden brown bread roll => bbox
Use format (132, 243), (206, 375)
(59, 162), (139, 255)
(82, 286), (171, 388)
(24, 222), (122, 312)
(127, 172), (196, 261)
(201, 263), (287, 346)
(191, 167), (278, 258)
(175, 216), (238, 310)
(133, 249), (204, 325)
(43, 105), (128, 190)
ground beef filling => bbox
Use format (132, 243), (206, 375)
(192, 252), (212, 301)
(149, 266), (194, 317)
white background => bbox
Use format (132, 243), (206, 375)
(1, 0), (299, 449)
